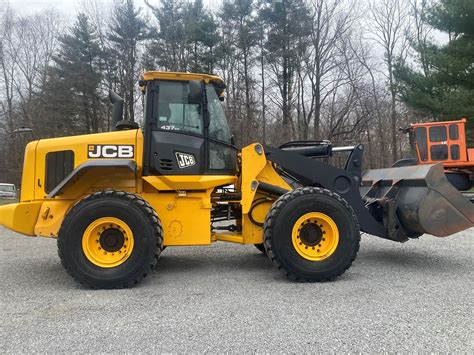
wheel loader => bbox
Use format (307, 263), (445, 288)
(0, 71), (472, 288)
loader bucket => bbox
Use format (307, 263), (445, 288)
(361, 163), (474, 238)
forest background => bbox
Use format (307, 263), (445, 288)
(1, 0), (472, 185)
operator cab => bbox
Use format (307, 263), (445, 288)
(411, 119), (471, 166)
(140, 72), (237, 176)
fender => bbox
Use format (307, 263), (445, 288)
(47, 160), (136, 198)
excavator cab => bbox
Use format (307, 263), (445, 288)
(398, 119), (473, 191)
(411, 119), (473, 167)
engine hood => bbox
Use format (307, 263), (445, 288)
(20, 129), (142, 202)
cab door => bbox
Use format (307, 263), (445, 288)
(427, 125), (450, 162)
(144, 80), (207, 176)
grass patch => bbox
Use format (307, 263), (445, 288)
(0, 198), (18, 206)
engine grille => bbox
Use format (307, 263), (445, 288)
(45, 150), (74, 193)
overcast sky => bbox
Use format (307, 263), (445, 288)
(10, 0), (94, 15)
(7, 0), (448, 46)
(9, 0), (149, 16)
(9, 0), (221, 16)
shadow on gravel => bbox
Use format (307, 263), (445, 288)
(359, 248), (467, 273)
(157, 251), (272, 274)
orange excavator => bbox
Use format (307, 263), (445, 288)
(396, 119), (473, 192)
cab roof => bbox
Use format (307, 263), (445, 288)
(142, 71), (224, 85)
(410, 118), (467, 128)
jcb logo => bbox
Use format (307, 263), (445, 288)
(88, 145), (134, 159)
(175, 152), (196, 169)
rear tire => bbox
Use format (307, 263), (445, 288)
(58, 190), (163, 289)
(264, 187), (360, 282)
(446, 173), (471, 191)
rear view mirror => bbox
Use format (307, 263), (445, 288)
(188, 80), (203, 104)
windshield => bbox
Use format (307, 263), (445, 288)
(0, 184), (15, 192)
(206, 84), (232, 143)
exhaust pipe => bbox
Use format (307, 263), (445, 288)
(109, 91), (124, 131)
(361, 163), (474, 238)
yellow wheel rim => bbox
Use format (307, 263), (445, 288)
(82, 217), (134, 268)
(291, 212), (339, 261)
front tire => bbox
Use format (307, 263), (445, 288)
(264, 187), (360, 282)
(254, 243), (266, 255)
(57, 190), (163, 289)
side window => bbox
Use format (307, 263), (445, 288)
(156, 81), (202, 135)
(414, 127), (428, 162)
(449, 124), (459, 140)
(209, 142), (236, 172)
(429, 126), (447, 142)
(450, 144), (460, 160)
(205, 84), (236, 173)
(206, 85), (232, 143)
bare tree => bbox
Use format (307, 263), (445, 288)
(11, 10), (62, 127)
(368, 0), (411, 163)
(410, 0), (433, 77)
(306, 0), (356, 140)
(0, 5), (17, 135)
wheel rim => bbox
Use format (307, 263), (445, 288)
(291, 212), (339, 261)
(82, 217), (134, 268)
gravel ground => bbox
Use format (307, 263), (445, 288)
(0, 226), (472, 353)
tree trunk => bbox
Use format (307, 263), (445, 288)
(366, 123), (373, 169)
(389, 67), (398, 163)
(261, 42), (266, 144)
(244, 48), (251, 135)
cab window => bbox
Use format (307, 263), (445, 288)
(429, 126), (447, 142)
(205, 84), (236, 172)
(206, 84), (232, 143)
(414, 127), (428, 162)
(450, 144), (460, 160)
(156, 81), (202, 135)
(430, 145), (448, 161)
(449, 124), (459, 140)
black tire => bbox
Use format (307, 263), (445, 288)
(446, 173), (471, 191)
(254, 243), (266, 255)
(264, 187), (360, 282)
(57, 190), (163, 289)
(391, 158), (418, 167)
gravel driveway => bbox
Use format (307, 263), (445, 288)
(1, 226), (472, 352)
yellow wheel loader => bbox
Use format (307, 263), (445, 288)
(0, 71), (472, 288)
